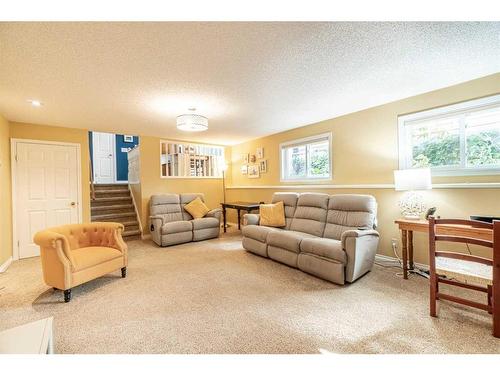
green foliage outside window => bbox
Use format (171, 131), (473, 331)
(310, 151), (329, 175)
(412, 130), (500, 168)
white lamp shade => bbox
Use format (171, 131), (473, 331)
(394, 168), (432, 191)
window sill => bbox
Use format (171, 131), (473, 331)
(430, 168), (500, 177)
(280, 178), (332, 183)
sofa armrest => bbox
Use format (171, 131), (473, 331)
(206, 208), (222, 222)
(243, 213), (260, 226)
(340, 229), (379, 248)
(341, 229), (380, 283)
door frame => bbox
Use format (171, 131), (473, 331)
(91, 131), (117, 184)
(10, 138), (83, 261)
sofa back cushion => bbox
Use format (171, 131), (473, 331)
(289, 193), (329, 237)
(150, 194), (183, 223)
(323, 194), (377, 240)
(180, 193), (206, 220)
(271, 192), (299, 229)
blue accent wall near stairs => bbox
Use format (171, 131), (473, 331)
(89, 132), (139, 182)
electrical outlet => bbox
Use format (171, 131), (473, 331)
(391, 238), (398, 248)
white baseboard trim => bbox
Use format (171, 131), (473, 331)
(0, 256), (13, 273)
(226, 182), (500, 190)
(375, 253), (429, 271)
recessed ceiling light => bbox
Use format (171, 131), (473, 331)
(28, 100), (42, 107)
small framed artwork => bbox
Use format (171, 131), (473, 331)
(256, 147), (264, 159)
(259, 160), (267, 173)
(250, 154), (256, 163)
(247, 165), (260, 178)
(240, 165), (248, 175)
(243, 153), (249, 163)
(123, 135), (134, 143)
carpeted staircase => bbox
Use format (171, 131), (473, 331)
(91, 184), (141, 241)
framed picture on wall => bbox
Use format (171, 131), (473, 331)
(248, 165), (260, 178)
(124, 135), (134, 143)
(259, 160), (267, 173)
(243, 153), (249, 163)
(256, 147), (264, 159)
(241, 165), (248, 175)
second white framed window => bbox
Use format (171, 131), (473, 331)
(280, 132), (332, 182)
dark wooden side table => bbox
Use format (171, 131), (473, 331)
(221, 202), (261, 232)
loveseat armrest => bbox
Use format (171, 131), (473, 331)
(206, 208), (222, 223)
(34, 230), (74, 287)
(150, 215), (165, 230)
(243, 213), (260, 226)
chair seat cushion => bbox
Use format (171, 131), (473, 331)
(436, 257), (492, 287)
(162, 220), (192, 234)
(72, 246), (123, 271)
(267, 230), (316, 253)
(192, 217), (219, 230)
(242, 225), (282, 242)
(300, 237), (346, 264)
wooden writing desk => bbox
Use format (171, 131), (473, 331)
(394, 218), (493, 279)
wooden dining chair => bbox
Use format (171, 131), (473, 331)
(428, 216), (499, 338)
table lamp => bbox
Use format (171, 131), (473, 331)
(394, 168), (432, 220)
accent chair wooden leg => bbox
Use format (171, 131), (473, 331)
(64, 289), (72, 303)
(121, 267), (127, 278)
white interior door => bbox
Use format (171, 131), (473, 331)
(15, 142), (81, 259)
(92, 132), (115, 184)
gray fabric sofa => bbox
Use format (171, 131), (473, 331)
(150, 193), (222, 246)
(242, 193), (379, 284)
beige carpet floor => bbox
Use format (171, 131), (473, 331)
(0, 232), (499, 354)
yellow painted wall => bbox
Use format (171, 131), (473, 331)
(10, 122), (91, 223)
(228, 73), (500, 265)
(0, 114), (12, 265)
(137, 136), (231, 234)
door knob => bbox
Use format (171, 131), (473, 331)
(70, 202), (76, 207)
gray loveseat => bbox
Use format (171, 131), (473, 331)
(150, 193), (222, 246)
(242, 192), (379, 284)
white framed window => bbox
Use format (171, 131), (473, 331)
(398, 94), (500, 176)
(280, 132), (332, 182)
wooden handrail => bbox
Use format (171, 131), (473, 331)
(89, 153), (95, 201)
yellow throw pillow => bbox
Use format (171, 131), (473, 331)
(259, 201), (286, 227)
(184, 197), (210, 219)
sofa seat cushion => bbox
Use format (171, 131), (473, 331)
(267, 230), (316, 253)
(162, 220), (192, 234)
(192, 217), (219, 230)
(242, 225), (282, 242)
(72, 246), (123, 271)
(300, 238), (347, 264)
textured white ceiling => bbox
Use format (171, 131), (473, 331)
(0, 22), (499, 145)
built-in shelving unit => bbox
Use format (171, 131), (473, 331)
(160, 140), (224, 178)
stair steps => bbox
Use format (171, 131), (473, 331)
(91, 184), (141, 241)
